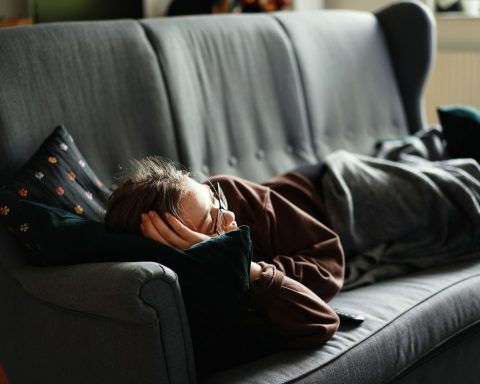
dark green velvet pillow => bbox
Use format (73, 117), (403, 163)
(437, 105), (480, 163)
(0, 192), (255, 373)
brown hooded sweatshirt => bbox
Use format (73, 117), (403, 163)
(207, 170), (345, 348)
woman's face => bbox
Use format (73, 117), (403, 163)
(178, 177), (237, 235)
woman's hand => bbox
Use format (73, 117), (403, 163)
(250, 262), (263, 282)
(140, 211), (211, 250)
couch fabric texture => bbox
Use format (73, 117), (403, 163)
(1, 2), (479, 383)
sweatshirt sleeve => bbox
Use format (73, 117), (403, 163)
(266, 190), (345, 302)
(262, 171), (345, 301)
(250, 262), (339, 348)
(207, 174), (345, 301)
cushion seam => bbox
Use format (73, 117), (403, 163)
(136, 20), (189, 166)
(270, 13), (318, 162)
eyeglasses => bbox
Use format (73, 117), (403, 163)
(210, 182), (228, 235)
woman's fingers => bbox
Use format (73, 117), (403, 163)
(144, 211), (190, 249)
(140, 213), (171, 246)
(165, 213), (211, 244)
(140, 212), (179, 248)
(140, 211), (211, 250)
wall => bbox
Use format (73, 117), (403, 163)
(425, 16), (480, 123)
(293, 0), (325, 10)
(319, 0), (479, 125)
(0, 0), (29, 20)
(143, 0), (172, 17)
(325, 0), (396, 10)
(33, 0), (142, 22)
(324, 0), (435, 11)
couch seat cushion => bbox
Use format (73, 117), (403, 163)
(205, 258), (480, 383)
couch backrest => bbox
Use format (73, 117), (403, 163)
(275, 10), (406, 157)
(140, 15), (317, 182)
(139, 2), (434, 181)
(0, 20), (179, 184)
(0, 2), (434, 185)
(0, 2), (434, 269)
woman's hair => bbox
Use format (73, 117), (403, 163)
(105, 156), (190, 234)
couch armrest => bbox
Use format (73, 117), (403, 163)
(14, 261), (175, 323)
(11, 261), (197, 384)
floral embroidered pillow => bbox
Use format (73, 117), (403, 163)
(1, 125), (111, 222)
(0, 191), (39, 259)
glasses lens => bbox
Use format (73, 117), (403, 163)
(210, 183), (228, 235)
(215, 209), (226, 235)
(215, 183), (228, 210)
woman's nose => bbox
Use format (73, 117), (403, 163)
(223, 209), (235, 225)
(223, 209), (237, 231)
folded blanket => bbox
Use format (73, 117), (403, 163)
(321, 149), (480, 290)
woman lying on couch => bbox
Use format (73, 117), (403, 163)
(105, 156), (345, 349)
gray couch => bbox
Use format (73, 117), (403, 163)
(1, 1), (479, 383)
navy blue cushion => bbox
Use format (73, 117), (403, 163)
(2, 125), (111, 222)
